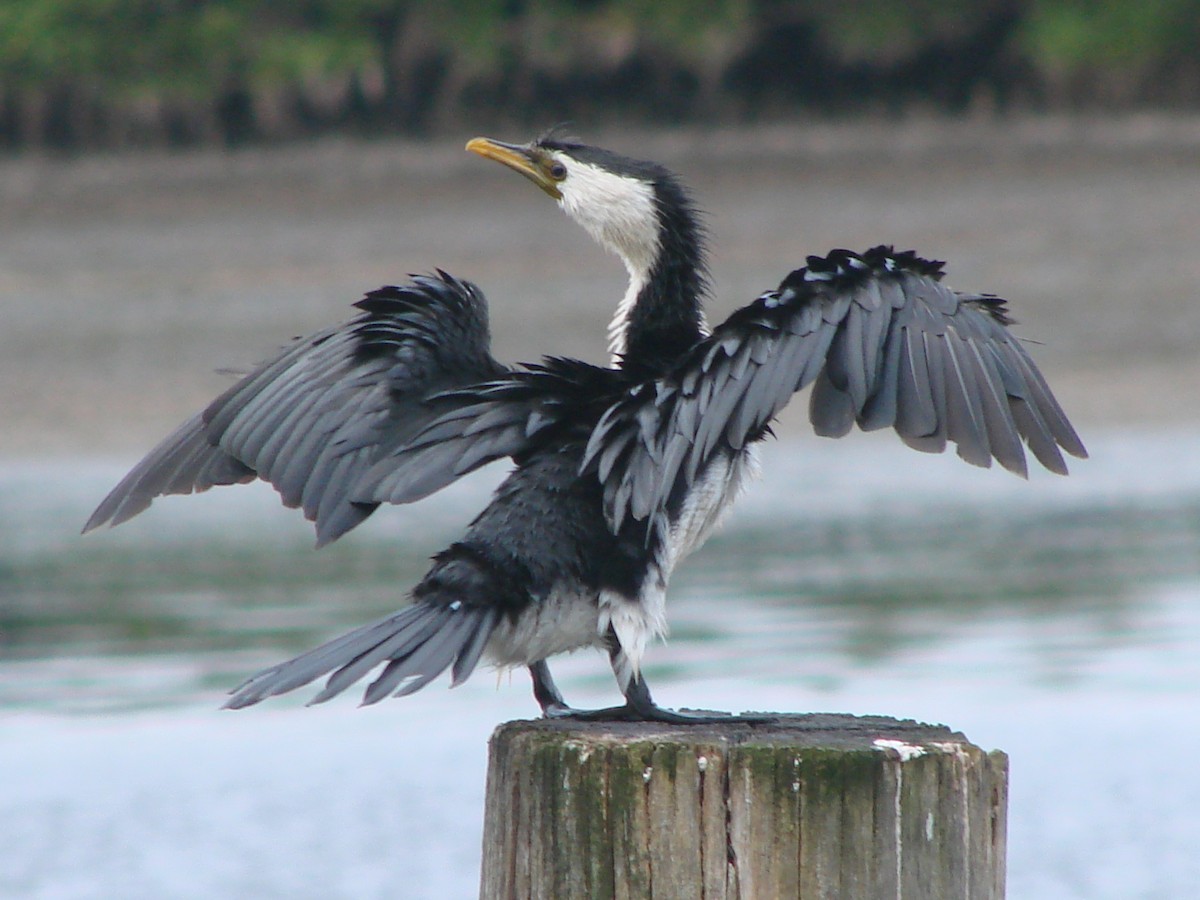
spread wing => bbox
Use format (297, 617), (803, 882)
(584, 246), (1088, 540)
(84, 272), (509, 546)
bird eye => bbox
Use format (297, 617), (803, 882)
(548, 162), (567, 181)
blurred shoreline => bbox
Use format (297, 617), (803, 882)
(6, 113), (1200, 204)
(3, 113), (1198, 458)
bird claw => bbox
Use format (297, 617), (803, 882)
(542, 701), (774, 725)
(532, 660), (774, 724)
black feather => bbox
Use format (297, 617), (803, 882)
(85, 272), (509, 540)
(583, 246), (1084, 548)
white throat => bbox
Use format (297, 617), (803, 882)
(554, 158), (660, 365)
(607, 266), (648, 363)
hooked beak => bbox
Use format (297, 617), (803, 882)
(466, 137), (562, 200)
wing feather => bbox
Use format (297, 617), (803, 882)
(905, 330), (950, 454)
(939, 329), (991, 467)
(809, 369), (855, 438)
(964, 338), (1027, 477)
(82, 414), (256, 531)
(856, 319), (904, 431)
(583, 246), (1086, 546)
(85, 273), (509, 542)
(895, 324), (937, 442)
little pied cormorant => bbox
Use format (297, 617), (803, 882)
(85, 131), (1087, 722)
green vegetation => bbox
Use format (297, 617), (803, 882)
(1, 1), (1197, 149)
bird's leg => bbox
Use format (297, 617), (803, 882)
(615, 669), (774, 725)
(531, 629), (772, 724)
(606, 627), (774, 723)
(529, 660), (574, 717)
(527, 629), (644, 721)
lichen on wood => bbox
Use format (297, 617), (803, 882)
(480, 713), (1006, 900)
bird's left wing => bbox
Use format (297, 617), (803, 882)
(584, 246), (1087, 540)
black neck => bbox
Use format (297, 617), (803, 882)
(619, 176), (708, 376)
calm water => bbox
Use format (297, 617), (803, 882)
(4, 433), (1199, 703)
(3, 119), (1200, 897)
(4, 431), (1200, 898)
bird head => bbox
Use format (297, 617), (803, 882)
(467, 130), (709, 366)
(466, 131), (676, 284)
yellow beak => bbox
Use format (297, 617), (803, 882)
(466, 137), (562, 200)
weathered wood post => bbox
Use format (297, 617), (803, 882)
(480, 713), (1006, 899)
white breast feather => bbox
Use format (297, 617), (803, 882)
(599, 448), (760, 683)
(486, 589), (607, 668)
(663, 447), (760, 573)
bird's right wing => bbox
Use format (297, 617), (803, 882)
(85, 272), (509, 545)
(584, 246), (1087, 541)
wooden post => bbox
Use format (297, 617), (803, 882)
(480, 713), (1006, 900)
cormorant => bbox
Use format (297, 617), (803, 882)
(84, 132), (1087, 722)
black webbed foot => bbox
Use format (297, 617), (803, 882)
(528, 661), (774, 724)
(546, 702), (773, 725)
(614, 673), (774, 723)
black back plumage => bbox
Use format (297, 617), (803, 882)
(356, 357), (627, 506)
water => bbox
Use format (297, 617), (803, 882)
(3, 118), (1200, 897)
(4, 432), (1199, 898)
(6, 432), (1198, 708)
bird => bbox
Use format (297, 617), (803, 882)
(84, 130), (1087, 722)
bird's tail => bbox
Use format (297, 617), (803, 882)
(224, 600), (498, 709)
